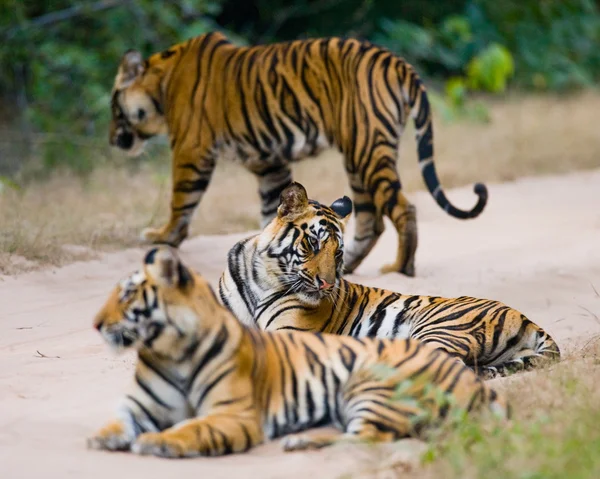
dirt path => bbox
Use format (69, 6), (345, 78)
(1, 170), (599, 478)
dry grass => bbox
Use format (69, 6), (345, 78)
(347, 339), (600, 479)
(1, 91), (600, 274)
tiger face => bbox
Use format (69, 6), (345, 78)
(109, 50), (169, 157)
(93, 246), (203, 360)
(257, 183), (352, 303)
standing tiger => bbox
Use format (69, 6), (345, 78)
(219, 182), (560, 379)
(109, 31), (489, 277)
(88, 246), (508, 458)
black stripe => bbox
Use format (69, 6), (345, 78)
(126, 395), (161, 430)
(187, 325), (229, 390)
(196, 365), (236, 409)
(174, 178), (209, 193)
(138, 353), (185, 395)
(135, 374), (173, 410)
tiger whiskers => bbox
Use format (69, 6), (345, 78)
(326, 285), (348, 314)
(282, 279), (303, 297)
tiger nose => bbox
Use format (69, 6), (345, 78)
(93, 314), (105, 331)
(115, 131), (134, 150)
(316, 275), (334, 290)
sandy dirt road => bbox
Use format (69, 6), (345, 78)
(1, 169), (599, 478)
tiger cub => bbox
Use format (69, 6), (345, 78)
(88, 246), (508, 458)
(219, 182), (560, 379)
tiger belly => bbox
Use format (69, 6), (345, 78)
(351, 300), (413, 339)
(225, 131), (331, 171)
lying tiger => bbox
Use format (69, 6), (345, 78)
(88, 246), (508, 458)
(219, 182), (561, 379)
(109, 31), (489, 277)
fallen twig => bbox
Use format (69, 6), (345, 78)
(34, 350), (60, 359)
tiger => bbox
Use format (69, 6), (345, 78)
(109, 31), (489, 277)
(219, 182), (561, 379)
(87, 245), (509, 458)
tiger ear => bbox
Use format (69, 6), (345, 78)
(116, 49), (145, 88)
(330, 196), (353, 220)
(143, 246), (193, 289)
(277, 182), (309, 221)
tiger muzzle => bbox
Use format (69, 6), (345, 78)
(316, 275), (334, 290)
(113, 130), (134, 150)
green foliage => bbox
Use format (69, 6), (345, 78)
(469, 0), (600, 90)
(0, 1), (227, 174)
(1, 0), (599, 176)
(423, 405), (600, 478)
(466, 43), (514, 93)
(377, 0), (600, 91)
(375, 0), (599, 123)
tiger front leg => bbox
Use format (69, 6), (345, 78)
(87, 402), (161, 453)
(255, 162), (293, 228)
(132, 414), (262, 458)
(141, 217), (191, 247)
(141, 154), (216, 247)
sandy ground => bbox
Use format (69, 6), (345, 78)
(1, 169), (599, 478)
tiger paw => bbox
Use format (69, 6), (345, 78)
(87, 421), (131, 452)
(131, 431), (196, 458)
(281, 434), (317, 452)
(140, 224), (186, 247)
(281, 432), (336, 452)
(479, 366), (499, 380)
(380, 261), (415, 277)
(140, 226), (172, 245)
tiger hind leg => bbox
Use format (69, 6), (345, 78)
(479, 355), (538, 379)
(351, 145), (418, 277)
(343, 189), (385, 274)
(281, 422), (405, 452)
(479, 330), (561, 379)
(479, 351), (560, 379)
(377, 180), (418, 277)
(283, 369), (419, 452)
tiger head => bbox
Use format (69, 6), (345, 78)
(257, 182), (353, 303)
(109, 48), (176, 156)
(93, 246), (217, 360)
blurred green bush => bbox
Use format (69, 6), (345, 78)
(0, 0), (599, 176)
(377, 0), (600, 91)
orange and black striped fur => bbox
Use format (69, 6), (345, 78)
(109, 32), (489, 277)
(219, 183), (560, 379)
(88, 246), (508, 458)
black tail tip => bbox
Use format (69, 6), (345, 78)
(468, 182), (488, 218)
(474, 182), (488, 200)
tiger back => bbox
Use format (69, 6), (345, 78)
(88, 246), (508, 459)
(219, 182), (561, 379)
